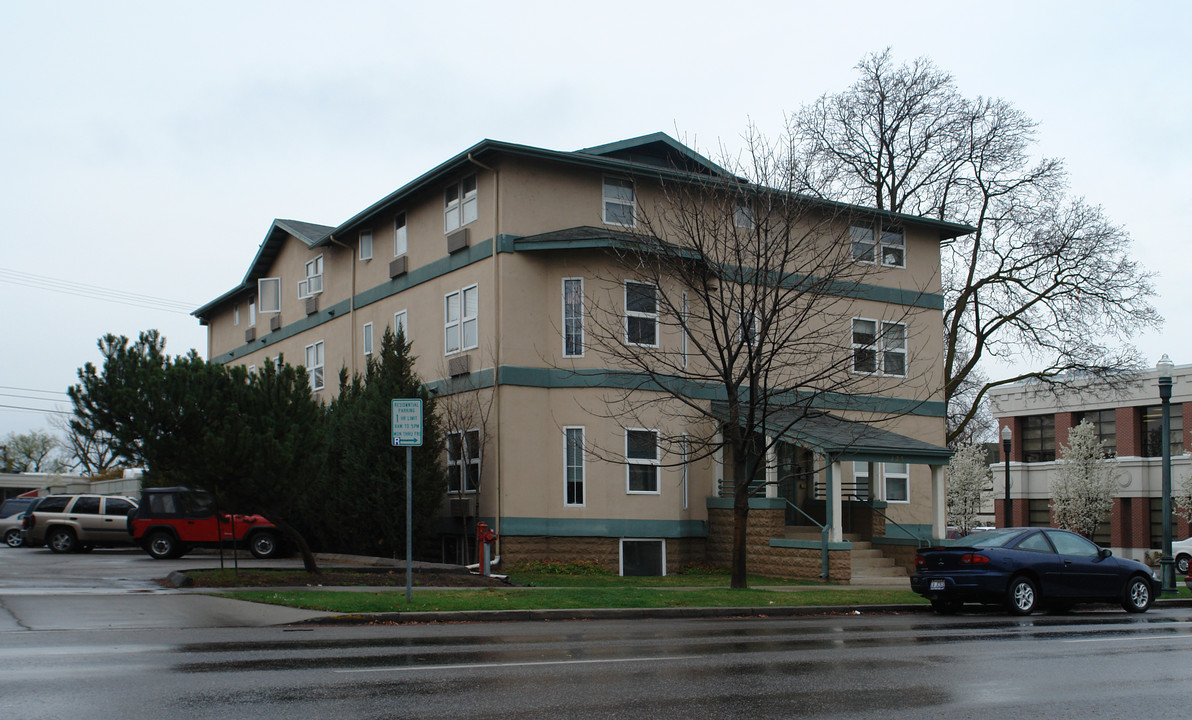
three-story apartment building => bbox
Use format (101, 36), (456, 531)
(194, 133), (971, 578)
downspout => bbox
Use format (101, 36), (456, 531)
(467, 152), (501, 550)
(328, 234), (358, 376)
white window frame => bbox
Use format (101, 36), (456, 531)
(447, 428), (480, 494)
(564, 426), (585, 507)
(258, 278), (281, 314)
(853, 317), (906, 377)
(249, 299), (256, 327)
(394, 212), (407, 257)
(603, 176), (636, 228)
(233, 304), (240, 326)
(734, 204), (754, 229)
(444, 285), (478, 355)
(624, 280), (659, 348)
(362, 322), (374, 356)
(626, 428), (660, 495)
(444, 175), (478, 234)
(298, 255), (324, 299)
(304, 340), (324, 391)
(562, 277), (584, 358)
(619, 538), (666, 577)
(247, 364), (256, 375)
(394, 309), (408, 341)
(359, 230), (373, 261)
(884, 462), (910, 503)
(851, 224), (905, 268)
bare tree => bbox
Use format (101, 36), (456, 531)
(49, 409), (121, 477)
(435, 347), (496, 564)
(791, 49), (1161, 445)
(576, 130), (936, 588)
(2, 429), (69, 473)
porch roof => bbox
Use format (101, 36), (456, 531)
(714, 402), (953, 466)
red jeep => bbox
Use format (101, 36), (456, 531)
(128, 487), (285, 560)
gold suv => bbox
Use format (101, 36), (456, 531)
(22, 494), (139, 553)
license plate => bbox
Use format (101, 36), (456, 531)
(930, 579), (945, 591)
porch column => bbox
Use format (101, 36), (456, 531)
(931, 464), (946, 541)
(765, 436), (778, 499)
(828, 457), (844, 542)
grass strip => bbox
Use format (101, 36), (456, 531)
(215, 587), (927, 614)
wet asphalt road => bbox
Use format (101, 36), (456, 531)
(2, 546), (1191, 718)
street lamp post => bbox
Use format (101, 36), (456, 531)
(1158, 354), (1176, 593)
(1001, 425), (1012, 528)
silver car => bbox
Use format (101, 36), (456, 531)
(22, 494), (139, 553)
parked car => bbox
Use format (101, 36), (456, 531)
(1171, 536), (1192, 574)
(911, 527), (1161, 615)
(1, 497), (36, 548)
(127, 487), (285, 560)
(21, 494), (140, 553)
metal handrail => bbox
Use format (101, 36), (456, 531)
(844, 493), (930, 548)
(781, 498), (830, 579)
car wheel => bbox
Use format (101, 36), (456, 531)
(1121, 575), (1153, 613)
(248, 531), (281, 559)
(4, 528), (23, 548)
(146, 531), (179, 560)
(1177, 554), (1190, 575)
(930, 599), (962, 615)
(47, 528), (77, 554)
(1006, 575), (1038, 615)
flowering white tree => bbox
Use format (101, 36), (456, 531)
(1173, 474), (1192, 524)
(946, 444), (991, 534)
(1051, 420), (1118, 539)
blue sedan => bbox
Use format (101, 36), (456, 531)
(910, 527), (1161, 615)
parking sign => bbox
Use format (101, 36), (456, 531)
(391, 399), (423, 446)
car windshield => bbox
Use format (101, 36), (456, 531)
(941, 529), (1023, 548)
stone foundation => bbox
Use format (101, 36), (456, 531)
(500, 536), (706, 574)
(707, 505), (852, 581)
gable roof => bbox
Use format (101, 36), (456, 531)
(194, 133), (975, 319)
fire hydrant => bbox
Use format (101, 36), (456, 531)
(476, 521), (497, 576)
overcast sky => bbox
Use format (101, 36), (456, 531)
(1, 1), (1188, 440)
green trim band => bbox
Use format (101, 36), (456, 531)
(499, 517), (708, 538)
(769, 538), (853, 551)
(705, 497), (787, 510)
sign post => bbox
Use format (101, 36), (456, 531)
(392, 399), (424, 603)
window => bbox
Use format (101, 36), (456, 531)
(394, 212), (407, 257)
(851, 224), (905, 268)
(394, 310), (408, 341)
(444, 175), (478, 233)
(298, 255), (323, 298)
(247, 364), (256, 374)
(447, 429), (480, 494)
(621, 538), (665, 576)
(627, 429), (660, 494)
(363, 322), (374, 356)
(565, 427), (585, 506)
(103, 497), (134, 516)
(258, 278), (280, 314)
(72, 496), (100, 514)
(359, 230), (373, 261)
(734, 204), (754, 229)
(563, 278), (584, 357)
(304, 340), (324, 391)
(884, 462), (909, 503)
(249, 299), (256, 327)
(625, 281), (658, 347)
(234, 304), (240, 326)
(603, 176), (636, 227)
(1143, 404), (1184, 457)
(851, 319), (905, 376)
(1022, 414), (1056, 462)
(1044, 530), (1102, 558)
(1074, 410), (1117, 456)
(444, 285), (478, 355)
(739, 310), (759, 346)
(850, 462), (873, 501)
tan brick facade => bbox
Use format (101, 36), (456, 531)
(706, 506), (852, 581)
(501, 535), (706, 574)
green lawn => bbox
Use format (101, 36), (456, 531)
(217, 586), (927, 614)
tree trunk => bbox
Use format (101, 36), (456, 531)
(272, 517), (320, 574)
(731, 494), (749, 589)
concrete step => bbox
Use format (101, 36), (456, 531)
(849, 575), (912, 587)
(852, 556), (896, 569)
(850, 564), (906, 577)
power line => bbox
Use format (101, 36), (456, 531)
(0, 403), (72, 416)
(0, 385), (70, 397)
(0, 267), (198, 314)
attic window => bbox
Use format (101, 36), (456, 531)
(258, 278), (280, 314)
(603, 177), (636, 228)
